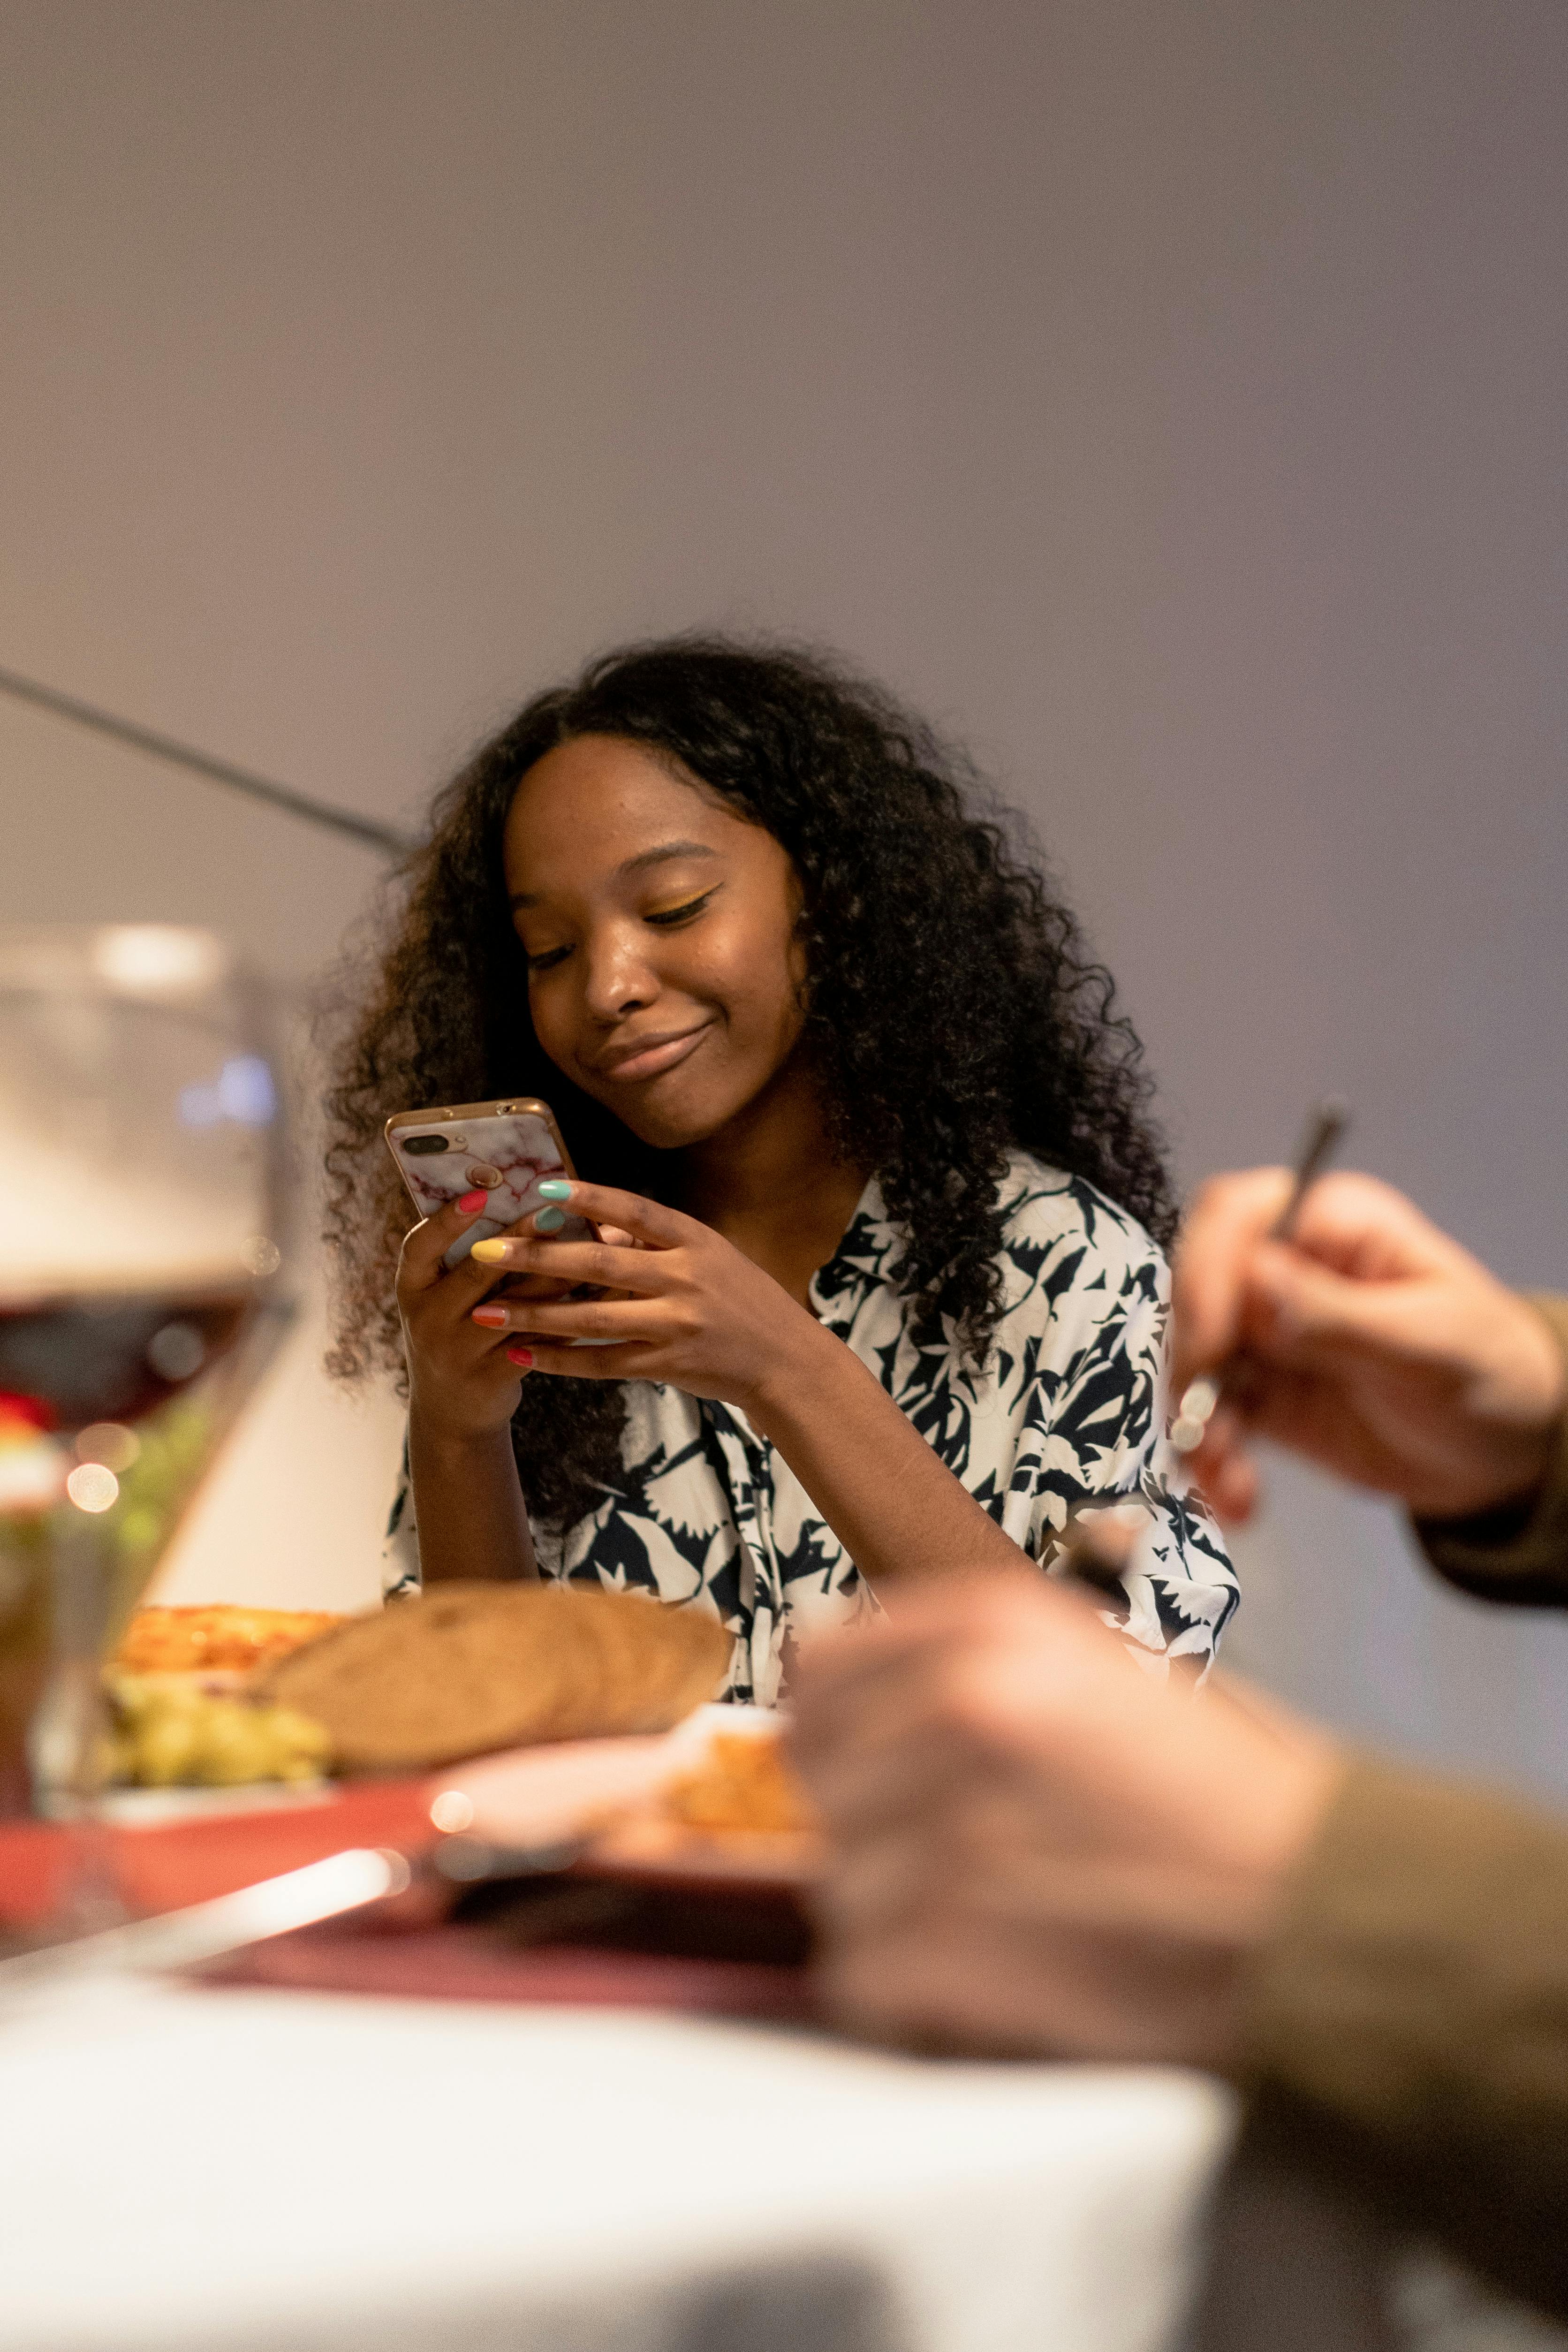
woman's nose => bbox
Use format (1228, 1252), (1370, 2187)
(580, 926), (657, 1022)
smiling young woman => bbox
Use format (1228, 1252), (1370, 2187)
(324, 639), (1236, 1703)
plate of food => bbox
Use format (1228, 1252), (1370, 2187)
(98, 1586), (763, 1821)
(86, 1590), (823, 1987)
(434, 1700), (823, 1890)
(100, 1586), (821, 1910)
(100, 1605), (349, 1811)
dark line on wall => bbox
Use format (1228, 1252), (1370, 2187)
(0, 663), (415, 857)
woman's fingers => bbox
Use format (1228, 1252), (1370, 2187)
(397, 1191), (494, 1291)
(531, 1180), (690, 1250)
(404, 1199), (599, 1308)
(507, 1339), (656, 1381)
(470, 1233), (670, 1295)
(471, 1292), (656, 1340)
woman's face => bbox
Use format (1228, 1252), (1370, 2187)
(502, 734), (809, 1150)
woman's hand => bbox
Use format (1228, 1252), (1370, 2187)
(399, 1188), (605, 1585)
(397, 1189), (584, 1444)
(465, 1181), (1029, 1592)
(1172, 1168), (1568, 1523)
(461, 1181), (819, 1411)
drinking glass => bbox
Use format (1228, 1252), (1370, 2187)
(0, 926), (295, 1843)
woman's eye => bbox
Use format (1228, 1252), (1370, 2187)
(524, 944), (571, 974)
(644, 890), (717, 929)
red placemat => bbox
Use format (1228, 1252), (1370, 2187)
(0, 1778), (440, 1930)
(0, 1783), (819, 2024)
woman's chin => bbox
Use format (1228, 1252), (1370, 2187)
(616, 1109), (729, 1152)
(598, 1081), (747, 1154)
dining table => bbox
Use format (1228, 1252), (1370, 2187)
(0, 1762), (1255, 2352)
(1, 1751), (1490, 2352)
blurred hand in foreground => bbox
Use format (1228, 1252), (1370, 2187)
(1172, 1169), (1566, 1524)
(787, 1571), (1341, 2064)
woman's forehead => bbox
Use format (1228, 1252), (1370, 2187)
(503, 734), (756, 888)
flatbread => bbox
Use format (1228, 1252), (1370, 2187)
(254, 1583), (732, 1772)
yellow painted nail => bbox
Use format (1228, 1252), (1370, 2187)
(470, 1238), (509, 1264)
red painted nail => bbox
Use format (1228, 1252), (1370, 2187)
(458, 1190), (488, 1213)
(471, 1305), (508, 1328)
(506, 1345), (534, 1369)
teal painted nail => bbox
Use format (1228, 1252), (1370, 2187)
(538, 1179), (572, 1201)
(534, 1205), (566, 1232)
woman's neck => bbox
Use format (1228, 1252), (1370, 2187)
(674, 1061), (867, 1310)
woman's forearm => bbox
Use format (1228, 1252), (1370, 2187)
(745, 1318), (1024, 1586)
(406, 1413), (539, 1584)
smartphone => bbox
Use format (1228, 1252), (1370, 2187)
(384, 1098), (595, 1269)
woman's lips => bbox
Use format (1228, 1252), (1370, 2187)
(594, 1021), (714, 1084)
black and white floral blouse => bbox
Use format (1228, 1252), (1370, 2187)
(384, 1153), (1239, 1704)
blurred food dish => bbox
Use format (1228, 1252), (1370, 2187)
(101, 1588), (735, 1797)
(431, 1707), (823, 1897)
(574, 1709), (825, 1885)
(114, 1605), (344, 1677)
(103, 1674), (331, 1788)
(664, 1728), (818, 1835)
(256, 1583), (731, 1772)
(103, 1604), (348, 1788)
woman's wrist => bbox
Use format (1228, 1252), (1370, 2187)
(407, 1397), (517, 1461)
(737, 1305), (848, 1433)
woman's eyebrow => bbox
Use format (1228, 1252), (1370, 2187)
(509, 840), (718, 910)
(618, 839), (719, 879)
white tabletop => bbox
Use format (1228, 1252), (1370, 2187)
(0, 1977), (1234, 2352)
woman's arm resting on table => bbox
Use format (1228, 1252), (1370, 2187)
(465, 1182), (1025, 1590)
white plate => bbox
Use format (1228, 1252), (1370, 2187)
(433, 1705), (820, 1885)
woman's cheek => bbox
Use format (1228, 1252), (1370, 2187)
(525, 987), (577, 1077)
(702, 918), (802, 1039)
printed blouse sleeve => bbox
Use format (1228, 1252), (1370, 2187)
(382, 1427), (422, 1600)
(1112, 1465), (1239, 1672)
(996, 1181), (1239, 1672)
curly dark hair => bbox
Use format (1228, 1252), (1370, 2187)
(322, 636), (1174, 1531)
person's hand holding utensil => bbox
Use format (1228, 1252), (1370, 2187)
(1168, 1109), (1565, 1524)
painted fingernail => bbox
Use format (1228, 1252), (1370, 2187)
(506, 1344), (534, 1369)
(471, 1304), (509, 1328)
(533, 1206), (566, 1232)
(458, 1190), (488, 1213)
(470, 1238), (509, 1264)
(538, 1179), (572, 1201)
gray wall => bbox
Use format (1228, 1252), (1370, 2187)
(2, 3), (1565, 1781)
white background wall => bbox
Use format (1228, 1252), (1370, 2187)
(2, 1), (1565, 1785)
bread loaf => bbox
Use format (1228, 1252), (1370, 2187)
(255, 1582), (731, 1771)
